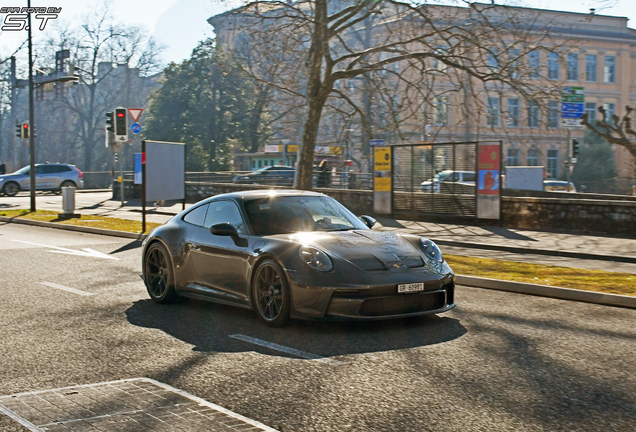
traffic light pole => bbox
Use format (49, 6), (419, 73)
(566, 128), (571, 193)
(27, 1), (36, 212)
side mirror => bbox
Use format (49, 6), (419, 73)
(210, 222), (238, 236)
(360, 215), (376, 229)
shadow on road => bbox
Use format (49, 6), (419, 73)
(125, 299), (466, 358)
(482, 226), (538, 241)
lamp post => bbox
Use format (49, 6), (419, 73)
(27, 0), (36, 212)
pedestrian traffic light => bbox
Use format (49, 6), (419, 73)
(16, 123), (22, 138)
(106, 111), (114, 132)
(21, 123), (30, 139)
(114, 152), (119, 164)
(571, 138), (580, 158)
(114, 107), (127, 141)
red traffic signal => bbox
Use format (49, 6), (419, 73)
(21, 123), (30, 139)
(117, 112), (125, 118)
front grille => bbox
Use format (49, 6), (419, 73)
(359, 291), (446, 317)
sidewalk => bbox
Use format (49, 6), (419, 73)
(5, 190), (636, 261)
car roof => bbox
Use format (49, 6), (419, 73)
(201, 189), (326, 204)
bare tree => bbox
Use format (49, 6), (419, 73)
(581, 106), (636, 192)
(212, 0), (569, 189)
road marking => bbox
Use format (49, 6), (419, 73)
(10, 240), (118, 260)
(38, 282), (93, 296)
(229, 334), (337, 363)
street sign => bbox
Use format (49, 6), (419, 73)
(561, 118), (583, 128)
(561, 86), (584, 103)
(561, 102), (585, 114)
(370, 139), (385, 147)
(128, 108), (143, 122)
(131, 123), (142, 134)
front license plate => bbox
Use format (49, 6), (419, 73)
(397, 282), (424, 293)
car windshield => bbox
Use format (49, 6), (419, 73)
(14, 166), (30, 175)
(425, 171), (451, 183)
(244, 195), (368, 236)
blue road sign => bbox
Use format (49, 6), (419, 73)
(370, 139), (386, 147)
(561, 102), (584, 113)
(131, 123), (142, 134)
(134, 153), (142, 184)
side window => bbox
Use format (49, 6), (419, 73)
(183, 204), (208, 226)
(35, 166), (46, 174)
(204, 201), (246, 234)
(463, 173), (475, 182)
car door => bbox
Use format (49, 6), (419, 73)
(189, 200), (251, 304)
(177, 203), (210, 292)
(38, 165), (59, 189)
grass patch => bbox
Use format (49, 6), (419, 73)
(0, 209), (161, 234)
(446, 254), (636, 297)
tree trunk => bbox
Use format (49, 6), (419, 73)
(295, 94), (329, 189)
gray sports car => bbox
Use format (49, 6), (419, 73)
(141, 190), (455, 326)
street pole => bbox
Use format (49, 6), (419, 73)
(9, 57), (17, 171)
(27, 0), (36, 212)
(566, 128), (571, 193)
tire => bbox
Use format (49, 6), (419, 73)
(55, 180), (76, 195)
(144, 242), (178, 304)
(253, 259), (291, 327)
(2, 182), (19, 197)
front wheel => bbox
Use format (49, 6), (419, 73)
(55, 180), (75, 195)
(2, 182), (19, 197)
(144, 242), (178, 303)
(253, 259), (290, 327)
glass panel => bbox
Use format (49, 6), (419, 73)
(205, 200), (246, 234)
(567, 53), (578, 80)
(506, 98), (519, 127)
(586, 55), (597, 82)
(547, 52), (559, 80)
(183, 204), (208, 227)
(487, 97), (500, 127)
(603, 56), (615, 83)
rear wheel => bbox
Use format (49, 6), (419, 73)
(144, 242), (178, 303)
(253, 259), (290, 327)
(2, 182), (19, 197)
(55, 180), (76, 195)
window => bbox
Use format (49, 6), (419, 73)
(507, 49), (520, 78)
(35, 166), (46, 175)
(462, 172), (476, 182)
(506, 98), (519, 127)
(486, 52), (498, 71)
(487, 97), (500, 127)
(183, 204), (208, 226)
(204, 200), (246, 234)
(567, 53), (579, 80)
(527, 148), (540, 166)
(528, 51), (540, 79)
(604, 56), (615, 83)
(603, 103), (616, 123)
(433, 46), (448, 72)
(585, 55), (597, 82)
(434, 96), (448, 125)
(547, 149), (559, 178)
(585, 102), (597, 122)
(252, 160), (256, 169)
(506, 148), (519, 166)
(527, 100), (540, 128)
(258, 160), (262, 168)
(547, 52), (559, 80)
(547, 101), (560, 129)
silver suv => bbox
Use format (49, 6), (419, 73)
(0, 163), (84, 197)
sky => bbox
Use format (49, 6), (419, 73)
(0, 0), (634, 67)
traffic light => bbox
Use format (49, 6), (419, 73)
(571, 138), (580, 158)
(114, 107), (127, 141)
(106, 111), (114, 132)
(16, 123), (21, 138)
(114, 152), (119, 164)
(21, 123), (30, 139)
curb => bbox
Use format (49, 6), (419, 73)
(0, 216), (147, 240)
(430, 238), (636, 264)
(456, 275), (636, 309)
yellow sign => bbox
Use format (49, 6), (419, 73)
(330, 146), (343, 155)
(374, 147), (391, 192)
(286, 145), (299, 153)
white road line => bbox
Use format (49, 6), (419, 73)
(10, 240), (118, 260)
(38, 282), (93, 297)
(229, 334), (337, 363)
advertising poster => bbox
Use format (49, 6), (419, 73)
(373, 147), (392, 192)
(478, 144), (500, 195)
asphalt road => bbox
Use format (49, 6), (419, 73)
(1, 223), (635, 431)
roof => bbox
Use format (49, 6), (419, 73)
(206, 189), (326, 203)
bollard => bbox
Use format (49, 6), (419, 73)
(58, 186), (81, 219)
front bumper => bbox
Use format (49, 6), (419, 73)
(288, 278), (455, 320)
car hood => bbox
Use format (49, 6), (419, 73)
(277, 229), (428, 271)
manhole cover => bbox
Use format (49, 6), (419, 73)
(0, 378), (276, 431)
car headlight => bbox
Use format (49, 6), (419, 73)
(299, 246), (333, 272)
(421, 239), (443, 263)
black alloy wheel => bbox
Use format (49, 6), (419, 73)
(253, 259), (290, 327)
(2, 182), (19, 197)
(144, 242), (177, 303)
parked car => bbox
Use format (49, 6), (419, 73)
(233, 166), (296, 185)
(544, 180), (576, 192)
(420, 170), (476, 192)
(141, 190), (455, 326)
(0, 163), (84, 197)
